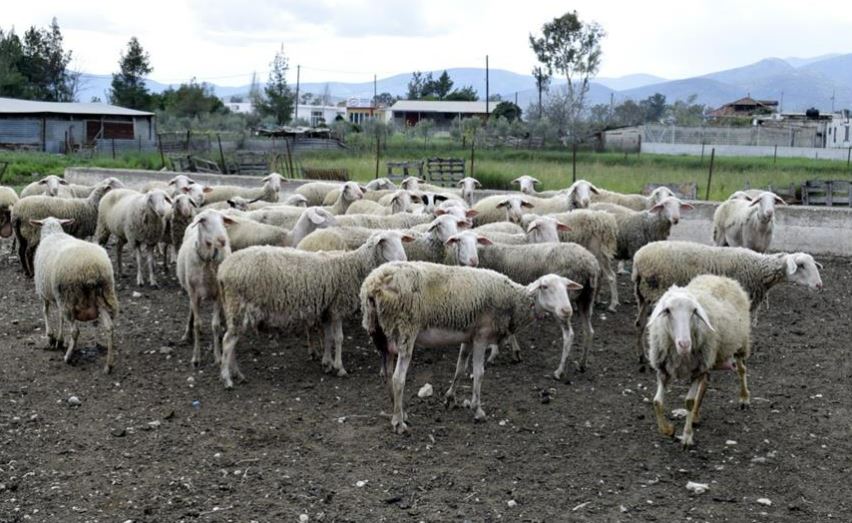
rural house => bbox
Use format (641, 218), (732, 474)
(707, 96), (779, 118)
(389, 100), (494, 128)
(345, 98), (387, 125)
(0, 97), (155, 153)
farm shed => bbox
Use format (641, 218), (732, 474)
(0, 97), (155, 153)
(389, 100), (494, 129)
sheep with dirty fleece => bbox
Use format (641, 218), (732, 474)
(96, 188), (173, 287)
(713, 190), (785, 253)
(524, 211), (619, 311)
(168, 194), (199, 253)
(31, 217), (119, 374)
(360, 261), (582, 433)
(632, 241), (823, 366)
(202, 173), (285, 205)
(177, 209), (234, 368)
(590, 196), (693, 261)
(444, 230), (599, 377)
(12, 179), (121, 277)
(647, 275), (752, 447)
(216, 230), (414, 388)
(225, 207), (336, 251)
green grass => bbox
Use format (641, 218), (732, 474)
(4, 144), (852, 201)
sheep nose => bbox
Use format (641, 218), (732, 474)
(672, 217), (680, 225)
(560, 307), (572, 317)
(468, 259), (478, 268)
(816, 281), (823, 290)
(677, 339), (691, 352)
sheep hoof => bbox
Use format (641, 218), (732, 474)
(679, 433), (694, 448)
(223, 379), (234, 389)
(660, 423), (675, 438)
(103, 364), (113, 375)
(607, 304), (618, 313)
(739, 400), (750, 410)
(336, 368), (348, 377)
(511, 352), (522, 363)
(191, 359), (200, 369)
(392, 419), (409, 434)
(553, 369), (564, 380)
(473, 408), (486, 422)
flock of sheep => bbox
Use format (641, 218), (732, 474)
(0, 170), (824, 446)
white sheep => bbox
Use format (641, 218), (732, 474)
(632, 241), (823, 367)
(21, 175), (71, 198)
(445, 230), (599, 377)
(12, 179), (121, 276)
(203, 173), (285, 204)
(360, 261), (581, 433)
(413, 192), (453, 214)
(96, 189), (173, 287)
(713, 190), (784, 253)
(470, 180), (595, 225)
(217, 230), (414, 387)
(226, 207), (336, 251)
(591, 185), (676, 211)
(176, 209), (234, 367)
(324, 181), (365, 215)
(0, 186), (19, 240)
(511, 175), (561, 197)
(298, 181), (346, 206)
(31, 217), (119, 373)
(647, 275), (751, 447)
(347, 190), (418, 215)
(140, 174), (197, 195)
(457, 177), (481, 206)
(590, 196), (693, 261)
(334, 212), (433, 230)
(321, 179), (396, 205)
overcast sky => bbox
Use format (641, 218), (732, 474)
(4, 0), (852, 86)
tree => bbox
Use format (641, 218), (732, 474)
(641, 93), (666, 123)
(445, 85), (478, 101)
(300, 92), (314, 104)
(374, 92), (397, 106)
(491, 101), (522, 122)
(612, 100), (645, 127)
(433, 70), (453, 99)
(406, 71), (426, 99)
(667, 94), (706, 126)
(109, 37), (152, 110)
(529, 11), (605, 143)
(0, 29), (26, 99)
(256, 45), (295, 125)
(0, 19), (78, 101)
(531, 66), (551, 119)
(152, 79), (225, 118)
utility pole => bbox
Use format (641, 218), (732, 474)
(779, 91), (784, 113)
(831, 89), (836, 113)
(514, 91), (518, 106)
(294, 64), (301, 122)
(609, 92), (614, 121)
(485, 55), (490, 117)
(373, 74), (377, 119)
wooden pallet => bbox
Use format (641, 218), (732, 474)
(425, 157), (465, 187)
(386, 161), (424, 183)
(801, 180), (852, 206)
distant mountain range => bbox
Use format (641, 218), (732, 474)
(76, 53), (852, 113)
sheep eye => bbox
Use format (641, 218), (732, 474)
(663, 308), (670, 315)
(540, 285), (548, 290)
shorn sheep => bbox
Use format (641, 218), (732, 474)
(96, 188), (173, 287)
(31, 217), (119, 373)
(202, 173), (285, 205)
(360, 261), (582, 433)
(12, 179), (121, 276)
(445, 230), (599, 377)
(590, 196), (693, 261)
(176, 209), (234, 367)
(648, 275), (751, 447)
(632, 241), (823, 365)
(217, 230), (414, 388)
(713, 190), (784, 253)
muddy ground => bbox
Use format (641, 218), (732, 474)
(0, 250), (850, 522)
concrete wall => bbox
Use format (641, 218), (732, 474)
(642, 142), (852, 161)
(65, 167), (852, 256)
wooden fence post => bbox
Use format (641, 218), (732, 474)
(111, 138), (116, 159)
(705, 148), (715, 201)
(375, 133), (380, 179)
(217, 134), (226, 173)
(773, 144), (778, 164)
(571, 143), (577, 183)
(158, 134), (166, 169)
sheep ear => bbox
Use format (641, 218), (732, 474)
(59, 179), (69, 185)
(774, 195), (787, 205)
(249, 197), (263, 204)
(359, 185), (369, 193)
(164, 195), (173, 204)
(307, 210), (325, 224)
(520, 200), (535, 209)
(646, 302), (668, 326)
(222, 216), (236, 226)
(749, 198), (761, 207)
(227, 199), (237, 207)
(189, 200), (200, 208)
(562, 277), (583, 291)
(410, 193), (422, 203)
(496, 200), (510, 209)
(785, 255), (798, 276)
(679, 202), (694, 211)
(532, 177), (541, 186)
(693, 303), (715, 332)
(456, 179), (465, 188)
(38, 179), (47, 185)
(511, 178), (521, 186)
(168, 179), (177, 186)
(444, 235), (460, 245)
(400, 234), (415, 243)
(203, 186), (213, 193)
(433, 208), (447, 216)
(477, 236), (493, 246)
(556, 222), (572, 231)
(427, 221), (439, 232)
(434, 194), (449, 202)
(588, 184), (599, 194)
(29, 219), (45, 226)
(474, 179), (481, 188)
(649, 202), (664, 214)
(526, 222), (538, 233)
(465, 209), (478, 218)
(457, 220), (471, 230)
(815, 260), (824, 270)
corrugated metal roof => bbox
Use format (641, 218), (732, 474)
(0, 97), (154, 117)
(390, 100), (493, 114)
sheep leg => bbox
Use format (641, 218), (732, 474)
(486, 342), (499, 364)
(146, 244), (158, 287)
(616, 260), (628, 274)
(681, 374), (707, 448)
(330, 316), (347, 377)
(604, 261), (619, 312)
(62, 312), (79, 366)
(578, 297), (594, 372)
(507, 335), (522, 363)
(321, 321), (335, 374)
(220, 323), (245, 389)
(189, 294), (202, 368)
(115, 239), (125, 275)
(635, 300), (650, 371)
(16, 234), (30, 276)
(42, 300), (59, 350)
(653, 370), (674, 438)
(736, 356), (750, 409)
(211, 300), (223, 365)
(180, 301), (194, 344)
(305, 326), (320, 360)
(465, 340), (488, 422)
(100, 308), (116, 374)
(390, 337), (414, 434)
(56, 311), (65, 351)
(553, 323), (575, 381)
(383, 348), (397, 401)
(445, 343), (471, 408)
(25, 245), (36, 278)
(135, 245), (145, 287)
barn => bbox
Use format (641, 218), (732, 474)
(0, 97), (156, 153)
(389, 100), (493, 128)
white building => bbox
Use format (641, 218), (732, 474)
(222, 100), (345, 127)
(826, 111), (852, 148)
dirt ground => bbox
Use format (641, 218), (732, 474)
(0, 249), (850, 522)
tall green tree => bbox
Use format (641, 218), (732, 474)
(530, 11), (605, 142)
(109, 37), (152, 109)
(491, 101), (522, 122)
(433, 70), (454, 99)
(444, 85), (478, 101)
(0, 19), (78, 101)
(641, 93), (666, 122)
(256, 46), (295, 125)
(151, 79), (224, 117)
(0, 29), (26, 98)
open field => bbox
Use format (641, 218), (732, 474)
(4, 141), (852, 201)
(0, 248), (849, 521)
